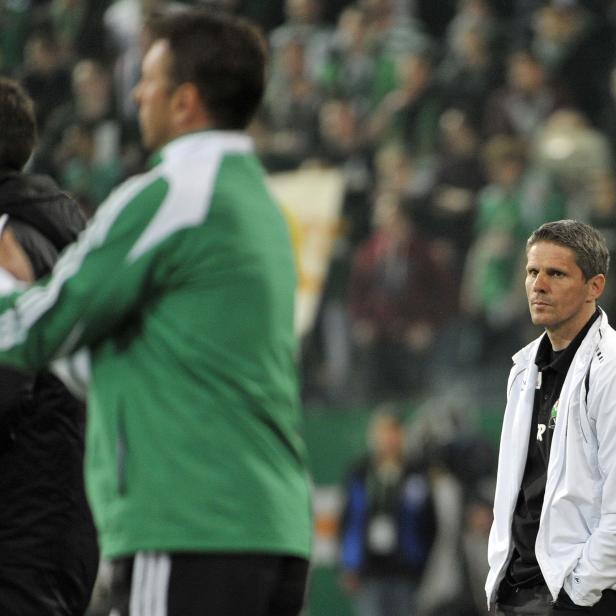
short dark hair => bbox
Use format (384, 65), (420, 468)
(527, 219), (610, 280)
(0, 78), (36, 171)
(149, 9), (267, 130)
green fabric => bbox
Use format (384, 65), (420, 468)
(371, 54), (397, 108)
(0, 131), (313, 559)
(404, 94), (442, 159)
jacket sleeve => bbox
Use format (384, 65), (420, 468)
(563, 356), (616, 605)
(0, 172), (170, 372)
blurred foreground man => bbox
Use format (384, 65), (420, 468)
(0, 78), (99, 615)
(486, 220), (616, 614)
(0, 10), (312, 616)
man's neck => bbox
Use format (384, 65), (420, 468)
(546, 306), (598, 351)
(547, 332), (574, 352)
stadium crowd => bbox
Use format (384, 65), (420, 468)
(3, 0), (616, 410)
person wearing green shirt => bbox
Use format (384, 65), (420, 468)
(0, 9), (312, 616)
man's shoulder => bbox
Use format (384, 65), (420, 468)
(580, 327), (616, 411)
(600, 321), (616, 343)
(511, 334), (543, 367)
(591, 324), (616, 368)
(156, 131), (258, 204)
(578, 322), (616, 397)
(99, 168), (167, 214)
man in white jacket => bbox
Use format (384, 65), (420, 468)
(486, 220), (616, 615)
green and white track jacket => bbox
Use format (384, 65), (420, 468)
(0, 131), (313, 560)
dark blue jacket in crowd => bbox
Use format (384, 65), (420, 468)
(339, 457), (437, 579)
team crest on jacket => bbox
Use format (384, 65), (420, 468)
(548, 399), (559, 430)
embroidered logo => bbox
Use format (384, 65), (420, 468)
(548, 399), (559, 430)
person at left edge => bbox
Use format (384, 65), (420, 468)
(0, 77), (99, 616)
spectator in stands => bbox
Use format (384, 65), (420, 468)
(366, 47), (444, 165)
(413, 107), (486, 289)
(0, 0), (30, 76)
(437, 21), (502, 128)
(597, 62), (616, 161)
(443, 0), (501, 51)
(348, 192), (455, 401)
(586, 172), (616, 319)
(33, 58), (121, 208)
(258, 38), (323, 171)
(528, 1), (614, 126)
(319, 5), (376, 116)
(20, 26), (73, 134)
(49, 0), (110, 60)
(269, 0), (332, 83)
(360, 0), (431, 68)
(301, 97), (374, 404)
(532, 108), (613, 222)
(339, 407), (437, 616)
(317, 97), (373, 245)
(483, 47), (567, 141)
(56, 121), (122, 215)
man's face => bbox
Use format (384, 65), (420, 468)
(525, 241), (603, 341)
(372, 418), (404, 461)
(133, 39), (176, 151)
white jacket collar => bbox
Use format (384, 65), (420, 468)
(511, 307), (608, 367)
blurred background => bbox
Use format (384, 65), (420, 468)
(3, 0), (616, 614)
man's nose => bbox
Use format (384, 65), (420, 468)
(533, 272), (548, 291)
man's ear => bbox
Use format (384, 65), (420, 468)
(171, 82), (209, 128)
(588, 273), (606, 302)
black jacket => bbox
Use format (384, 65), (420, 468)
(0, 172), (99, 615)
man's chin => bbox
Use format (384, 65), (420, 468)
(529, 312), (550, 327)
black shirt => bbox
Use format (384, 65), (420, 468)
(506, 309), (600, 588)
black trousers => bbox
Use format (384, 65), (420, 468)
(0, 566), (93, 616)
(496, 583), (616, 615)
(108, 552), (310, 616)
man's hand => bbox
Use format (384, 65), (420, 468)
(0, 227), (34, 283)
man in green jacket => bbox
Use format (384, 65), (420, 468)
(0, 9), (312, 616)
